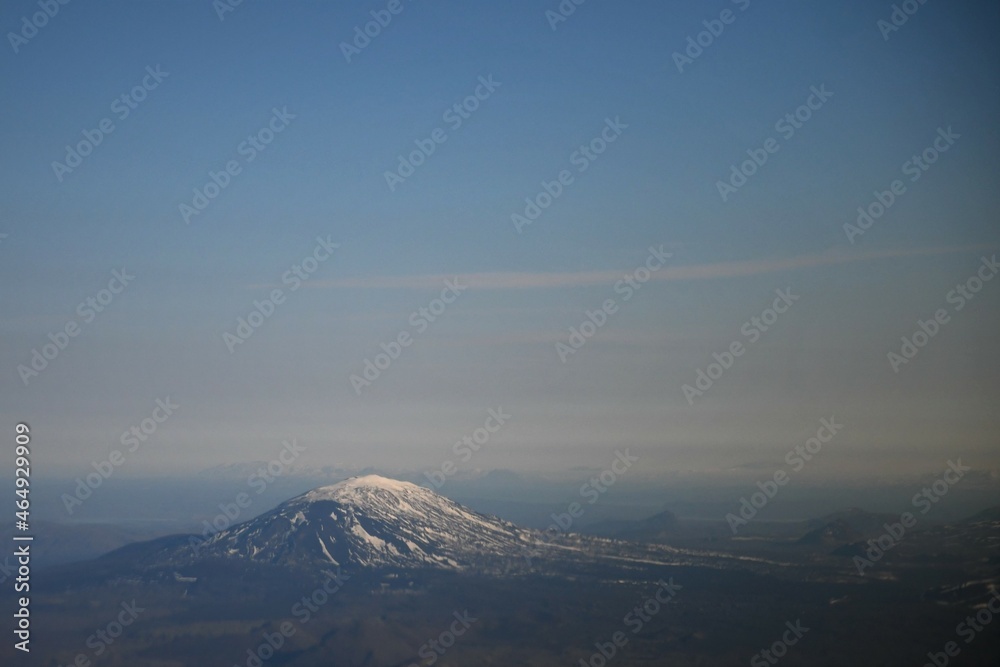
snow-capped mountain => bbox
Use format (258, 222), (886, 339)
(189, 475), (537, 571)
(87, 475), (813, 586)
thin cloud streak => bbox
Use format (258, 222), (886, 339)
(296, 245), (994, 291)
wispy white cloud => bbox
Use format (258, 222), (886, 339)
(295, 244), (993, 291)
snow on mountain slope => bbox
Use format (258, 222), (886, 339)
(192, 475), (536, 571)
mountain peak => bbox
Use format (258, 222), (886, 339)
(303, 474), (423, 501)
(181, 474), (533, 572)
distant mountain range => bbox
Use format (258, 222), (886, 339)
(796, 508), (903, 546)
(25, 471), (1000, 592)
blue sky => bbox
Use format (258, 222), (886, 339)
(1, 0), (998, 480)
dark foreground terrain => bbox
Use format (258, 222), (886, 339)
(4, 521), (999, 666)
(4, 478), (998, 666)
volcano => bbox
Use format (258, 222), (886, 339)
(184, 475), (536, 571)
